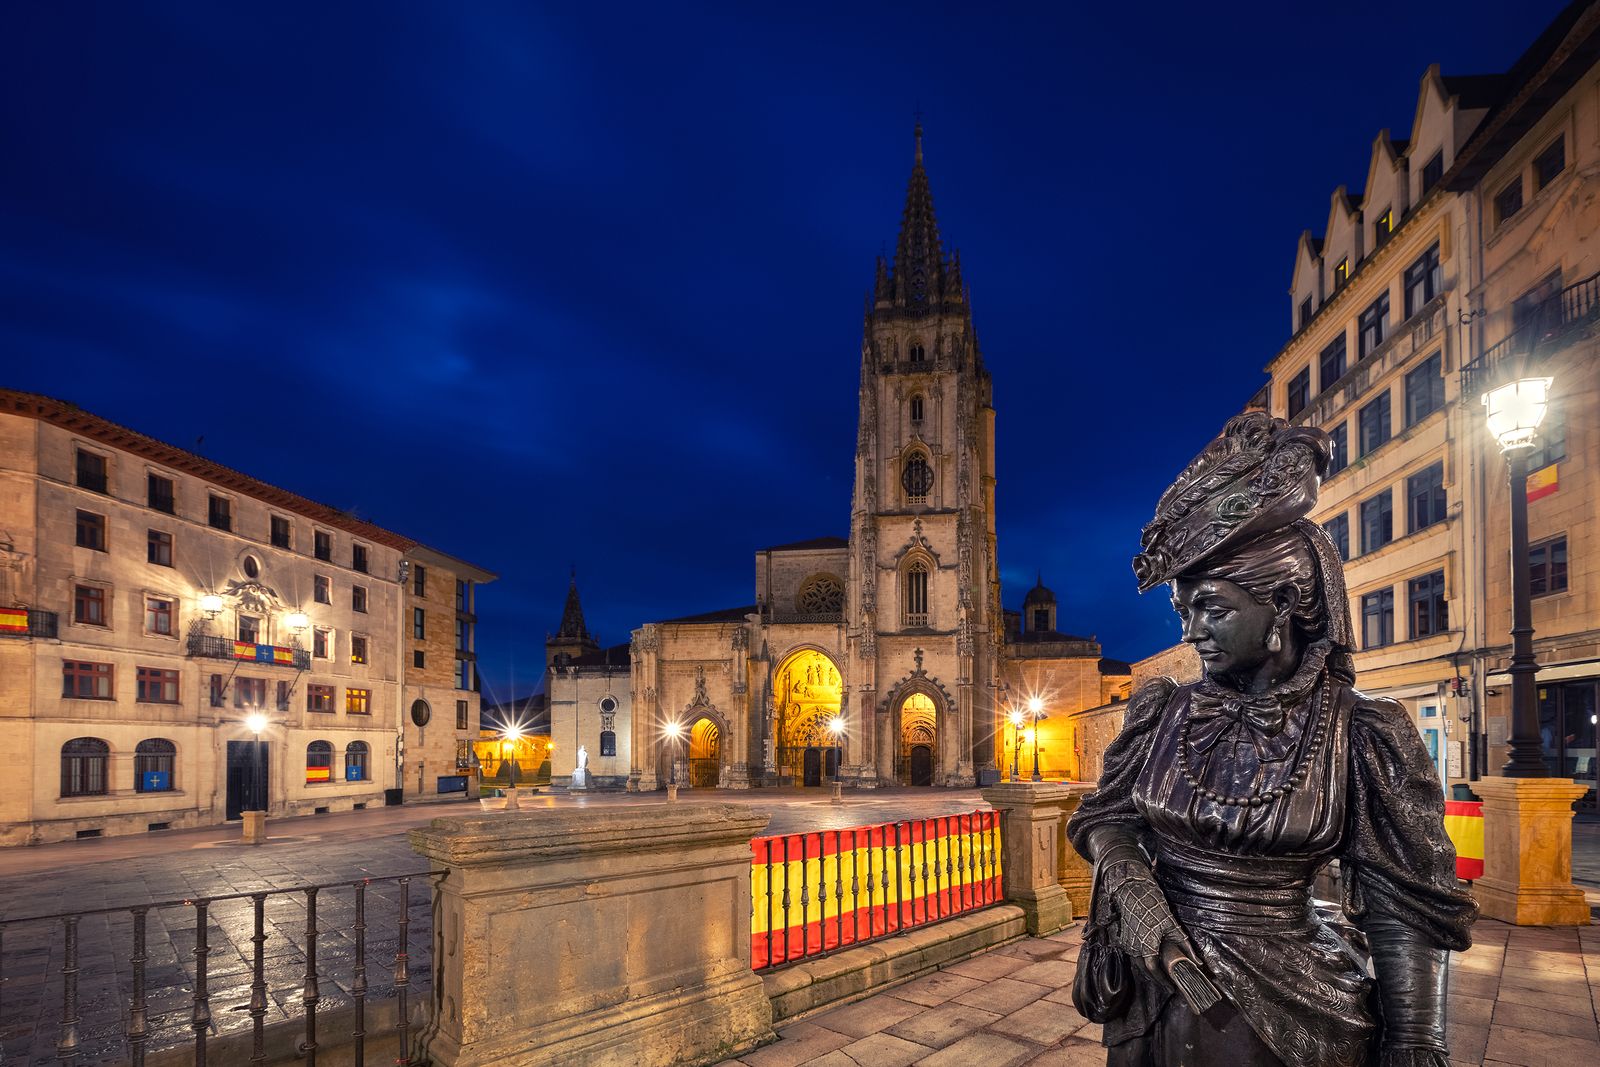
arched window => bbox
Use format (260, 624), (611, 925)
(306, 741), (333, 784)
(901, 451), (932, 504)
(904, 561), (930, 627)
(909, 395), (924, 423)
(909, 342), (926, 363)
(345, 741), (370, 783)
(797, 573), (845, 615)
(61, 738), (109, 797)
(600, 730), (617, 757)
(135, 738), (176, 792)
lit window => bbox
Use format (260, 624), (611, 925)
(351, 634), (368, 665)
(308, 684), (335, 713)
(1333, 258), (1349, 289)
(1374, 208), (1393, 248)
(346, 688), (372, 714)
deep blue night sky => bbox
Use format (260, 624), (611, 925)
(2, 2), (1567, 699)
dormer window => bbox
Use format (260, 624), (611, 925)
(1374, 208), (1393, 248)
(1421, 151), (1444, 197)
(1333, 258), (1349, 290)
(910, 395), (925, 423)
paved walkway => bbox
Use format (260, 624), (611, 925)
(719, 920), (1600, 1067)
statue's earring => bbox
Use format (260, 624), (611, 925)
(1266, 626), (1282, 653)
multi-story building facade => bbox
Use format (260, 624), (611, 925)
(0, 388), (492, 844)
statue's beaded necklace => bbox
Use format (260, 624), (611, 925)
(1176, 677), (1331, 808)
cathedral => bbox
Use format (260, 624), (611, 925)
(545, 129), (1126, 792)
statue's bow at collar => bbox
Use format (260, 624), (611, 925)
(1186, 689), (1299, 762)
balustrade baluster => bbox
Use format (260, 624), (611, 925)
(798, 834), (810, 957)
(128, 906), (148, 1067)
(955, 814), (967, 912)
(352, 880), (368, 1066)
(764, 838), (775, 968)
(249, 894), (267, 1064)
(881, 826), (892, 932)
(301, 887), (319, 1066)
(919, 820), (931, 924)
(833, 830), (845, 950)
(191, 900), (211, 1066)
(893, 822), (904, 930)
(850, 827), (861, 944)
(395, 876), (411, 1062)
(780, 835), (792, 964)
(56, 915), (80, 1064)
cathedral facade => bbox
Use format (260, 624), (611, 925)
(627, 129), (1004, 791)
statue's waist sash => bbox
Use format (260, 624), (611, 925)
(1154, 839), (1324, 935)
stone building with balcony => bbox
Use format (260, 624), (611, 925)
(0, 388), (492, 844)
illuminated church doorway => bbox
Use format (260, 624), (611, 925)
(688, 716), (721, 788)
(899, 692), (938, 786)
(773, 648), (842, 786)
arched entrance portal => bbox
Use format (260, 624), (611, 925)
(899, 692), (938, 786)
(688, 716), (721, 788)
(773, 649), (842, 786)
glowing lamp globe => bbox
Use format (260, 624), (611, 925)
(200, 594), (225, 616)
(828, 716), (845, 736)
(244, 712), (269, 735)
(1482, 376), (1553, 452)
(1028, 696), (1044, 714)
(284, 611), (310, 633)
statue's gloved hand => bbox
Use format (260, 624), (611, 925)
(1100, 852), (1198, 989)
(1366, 917), (1451, 1066)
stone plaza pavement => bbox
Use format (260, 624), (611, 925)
(717, 918), (1600, 1067)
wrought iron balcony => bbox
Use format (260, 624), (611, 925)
(187, 633), (310, 670)
(0, 608), (58, 639)
(769, 611), (845, 625)
(1461, 271), (1600, 398)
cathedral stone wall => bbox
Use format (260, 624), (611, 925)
(755, 546), (848, 616)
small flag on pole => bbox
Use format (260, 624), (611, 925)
(1527, 462), (1558, 503)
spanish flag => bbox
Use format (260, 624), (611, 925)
(1527, 462), (1558, 503)
(0, 608), (26, 634)
(306, 766), (331, 783)
(1444, 800), (1484, 880)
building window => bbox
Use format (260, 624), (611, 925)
(238, 615), (260, 644)
(234, 677), (267, 709)
(136, 666), (180, 703)
(74, 584), (107, 626)
(76, 509), (107, 551)
(76, 450), (108, 493)
(147, 474), (175, 514)
(306, 741), (333, 784)
(1033, 608), (1050, 632)
(63, 661), (114, 700)
(600, 730), (617, 757)
(1286, 366), (1311, 418)
(1403, 353), (1444, 427)
(1535, 137), (1566, 190)
(1528, 405), (1567, 469)
(413, 564), (427, 596)
(456, 699), (470, 730)
(351, 634), (368, 665)
(1359, 489), (1393, 555)
(1361, 588), (1395, 649)
(456, 579), (469, 611)
(1494, 179), (1523, 227)
(313, 626), (331, 659)
(1322, 513), (1350, 561)
(352, 586), (368, 613)
(1403, 243), (1441, 319)
(1529, 537), (1568, 597)
(276, 679), (291, 711)
(135, 739), (176, 792)
(61, 738), (110, 797)
(145, 596), (175, 636)
(352, 544), (369, 573)
(1406, 462), (1446, 533)
(1319, 336), (1346, 393)
(1358, 391), (1391, 457)
(314, 530), (332, 561)
(1374, 208), (1393, 248)
(314, 574), (330, 604)
(1358, 292), (1389, 358)
(147, 529), (173, 567)
(209, 673), (225, 707)
(909, 395), (924, 423)
(901, 452), (932, 504)
(208, 494), (232, 532)
(1333, 258), (1349, 290)
(1421, 151), (1443, 196)
(346, 687), (371, 715)
(270, 515), (292, 549)
(904, 560), (929, 627)
(908, 342), (926, 363)
(1327, 423), (1349, 476)
(1408, 570), (1448, 638)
(308, 684), (335, 712)
(1299, 297), (1313, 330)
(413, 607), (425, 639)
(457, 658), (472, 690)
(345, 742), (370, 782)
(413, 649), (426, 669)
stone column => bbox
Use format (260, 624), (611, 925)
(1048, 784), (1093, 918)
(979, 782), (1076, 936)
(1472, 776), (1591, 926)
(410, 804), (775, 1066)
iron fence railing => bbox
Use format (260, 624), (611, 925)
(0, 608), (58, 639)
(186, 633), (311, 671)
(0, 869), (444, 1066)
(1461, 270), (1600, 397)
(750, 810), (1002, 971)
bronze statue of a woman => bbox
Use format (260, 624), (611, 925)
(1066, 412), (1476, 1066)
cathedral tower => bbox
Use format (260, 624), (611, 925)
(847, 127), (1001, 787)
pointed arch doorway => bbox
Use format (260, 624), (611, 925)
(773, 648), (843, 787)
(899, 692), (938, 786)
(688, 716), (721, 788)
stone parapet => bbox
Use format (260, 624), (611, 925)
(410, 802), (776, 1067)
(1472, 775), (1591, 927)
(979, 782), (1081, 935)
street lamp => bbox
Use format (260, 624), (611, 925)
(1483, 375), (1555, 777)
(1007, 709), (1024, 781)
(244, 711), (269, 813)
(664, 720), (685, 792)
(1028, 696), (1045, 782)
(200, 593), (225, 619)
(284, 611), (310, 635)
(827, 715), (845, 803)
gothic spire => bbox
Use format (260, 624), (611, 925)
(893, 122), (944, 310)
(557, 576), (591, 641)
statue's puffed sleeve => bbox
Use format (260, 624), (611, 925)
(1066, 677), (1176, 860)
(1343, 694), (1478, 1066)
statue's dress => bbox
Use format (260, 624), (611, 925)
(1067, 642), (1476, 1067)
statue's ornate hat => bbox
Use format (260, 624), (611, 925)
(1132, 412), (1331, 593)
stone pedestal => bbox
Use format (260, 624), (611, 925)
(979, 782), (1076, 936)
(410, 803), (775, 1067)
(1049, 785), (1093, 918)
(241, 810), (267, 845)
(503, 786), (521, 811)
(1473, 776), (1591, 926)
(666, 783), (679, 802)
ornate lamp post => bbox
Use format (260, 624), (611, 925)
(1483, 375), (1555, 777)
(1007, 709), (1024, 781)
(242, 711), (269, 844)
(501, 726), (523, 809)
(827, 715), (845, 803)
(664, 720), (685, 798)
(1028, 696), (1046, 782)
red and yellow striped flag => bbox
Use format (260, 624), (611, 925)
(1527, 463), (1558, 503)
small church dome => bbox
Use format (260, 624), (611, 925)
(1022, 575), (1056, 607)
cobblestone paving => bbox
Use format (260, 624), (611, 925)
(0, 788), (994, 1064)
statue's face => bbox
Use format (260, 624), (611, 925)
(1171, 576), (1277, 681)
